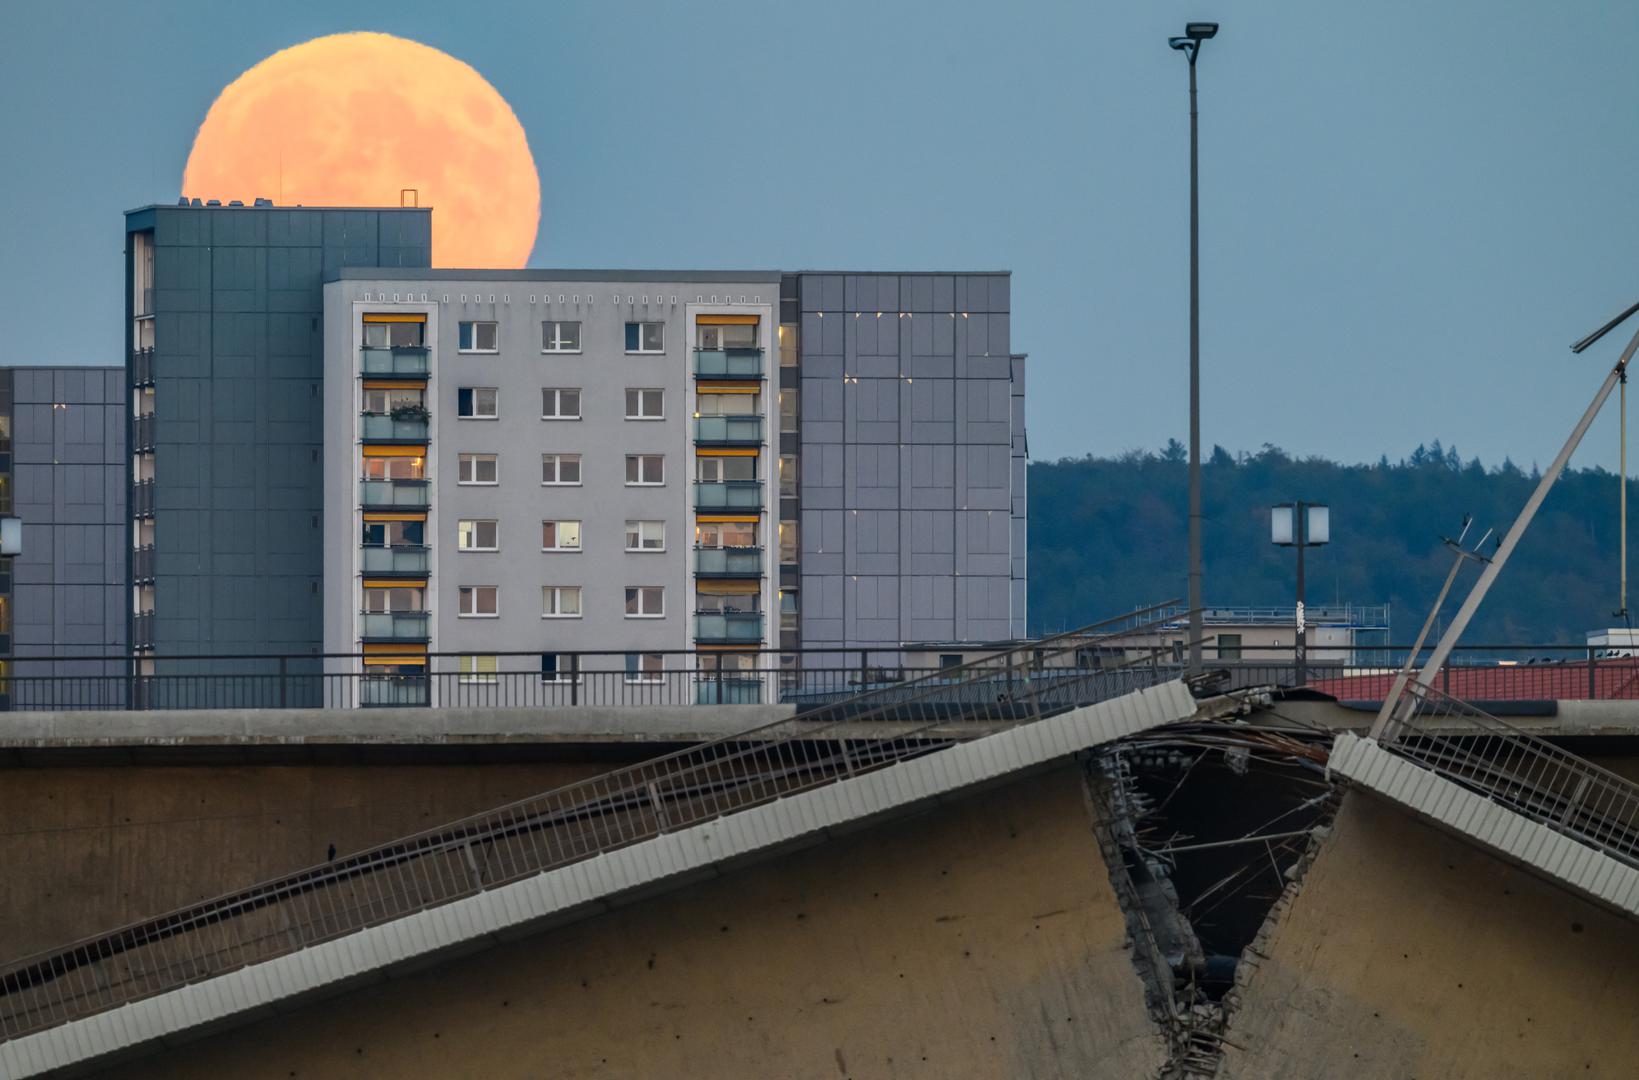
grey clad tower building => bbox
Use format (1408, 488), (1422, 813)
(124, 202), (430, 689)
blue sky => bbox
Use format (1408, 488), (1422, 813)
(4, 1), (1639, 468)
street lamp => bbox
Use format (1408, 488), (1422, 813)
(1272, 502), (1329, 685)
(1170, 20), (1218, 674)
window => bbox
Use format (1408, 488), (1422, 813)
(540, 654), (577, 683)
(542, 585), (583, 618)
(624, 652), (665, 684)
(780, 589), (799, 633)
(624, 520), (665, 551)
(542, 388), (582, 419)
(695, 520), (756, 548)
(779, 389), (798, 432)
(361, 520), (423, 547)
(457, 387), (498, 419)
(625, 586), (665, 618)
(541, 520), (582, 551)
(1217, 633), (1243, 661)
(459, 586), (499, 617)
(542, 320), (581, 353)
(458, 321), (498, 353)
(697, 323), (757, 349)
(364, 321), (423, 348)
(625, 321), (665, 353)
(363, 586), (424, 613)
(939, 653), (963, 670)
(363, 387), (424, 414)
(457, 519), (498, 551)
(362, 456), (424, 480)
(624, 388), (664, 419)
(696, 392), (758, 416)
(459, 654), (498, 684)
(625, 454), (664, 485)
(779, 521), (798, 564)
(458, 453), (498, 485)
(778, 322), (798, 367)
(779, 454), (798, 497)
(541, 453), (582, 485)
(697, 455), (754, 483)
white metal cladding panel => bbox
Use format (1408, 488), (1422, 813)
(1328, 733), (1639, 918)
(0, 680), (1197, 1078)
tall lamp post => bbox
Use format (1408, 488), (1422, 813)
(1170, 21), (1218, 673)
(1272, 502), (1329, 685)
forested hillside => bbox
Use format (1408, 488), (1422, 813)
(1028, 441), (1631, 644)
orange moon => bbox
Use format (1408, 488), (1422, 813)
(182, 32), (539, 268)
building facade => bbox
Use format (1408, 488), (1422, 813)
(321, 270), (1026, 704)
(125, 202), (430, 692)
(0, 367), (127, 708)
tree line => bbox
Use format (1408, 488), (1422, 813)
(1028, 440), (1631, 644)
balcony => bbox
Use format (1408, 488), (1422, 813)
(693, 415), (763, 446)
(133, 413), (155, 453)
(693, 348), (764, 378)
(695, 677), (764, 704)
(361, 545), (430, 576)
(695, 480), (764, 511)
(360, 413), (430, 442)
(132, 347), (155, 388)
(133, 479), (155, 519)
(360, 610), (431, 641)
(133, 545), (156, 583)
(133, 610), (155, 650)
(361, 346), (430, 377)
(694, 611), (763, 644)
(361, 674), (429, 707)
(360, 478), (430, 509)
(694, 546), (763, 578)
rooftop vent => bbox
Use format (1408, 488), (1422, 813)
(253, 198), (273, 207)
(176, 197), (189, 206)
(206, 199), (221, 207)
(228, 200), (243, 207)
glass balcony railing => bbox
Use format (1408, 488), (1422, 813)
(360, 414), (430, 442)
(361, 674), (430, 707)
(693, 348), (764, 378)
(133, 545), (156, 583)
(361, 346), (430, 376)
(361, 545), (430, 575)
(360, 478), (430, 509)
(133, 610), (155, 650)
(133, 479), (155, 518)
(360, 610), (430, 641)
(133, 413), (155, 453)
(694, 480), (763, 511)
(694, 546), (763, 578)
(695, 677), (764, 704)
(131, 348), (155, 387)
(694, 611), (763, 644)
(693, 415), (763, 446)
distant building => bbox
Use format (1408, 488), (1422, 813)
(0, 366), (126, 708)
(125, 202), (431, 697)
(320, 269), (1026, 704)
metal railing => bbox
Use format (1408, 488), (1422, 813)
(132, 479), (154, 518)
(131, 347), (155, 388)
(132, 413), (155, 453)
(1379, 682), (1639, 868)
(0, 602), (1189, 1042)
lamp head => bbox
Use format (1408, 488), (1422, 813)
(1186, 22), (1219, 41)
(1168, 36), (1192, 51)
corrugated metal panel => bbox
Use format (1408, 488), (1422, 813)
(1329, 733), (1639, 918)
(0, 680), (1197, 1077)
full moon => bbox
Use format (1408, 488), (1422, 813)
(182, 32), (539, 268)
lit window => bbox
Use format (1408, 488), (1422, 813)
(458, 453), (498, 485)
(542, 520), (582, 551)
(457, 519), (498, 551)
(457, 387), (498, 419)
(625, 586), (665, 618)
(624, 652), (665, 684)
(624, 388), (664, 419)
(459, 654), (498, 684)
(625, 321), (665, 353)
(778, 322), (798, 367)
(624, 520), (665, 551)
(695, 520), (756, 548)
(625, 454), (664, 486)
(779, 389), (798, 433)
(458, 321), (498, 353)
(779, 521), (798, 564)
(542, 388), (582, 419)
(458, 585), (499, 617)
(542, 585), (583, 618)
(779, 454), (797, 497)
(542, 320), (581, 353)
(541, 453), (582, 485)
